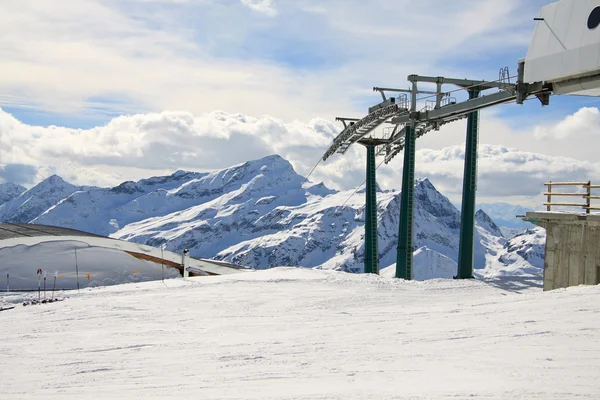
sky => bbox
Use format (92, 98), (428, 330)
(1, 0), (599, 207)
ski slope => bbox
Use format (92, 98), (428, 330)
(1, 268), (599, 399)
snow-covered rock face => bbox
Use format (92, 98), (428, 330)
(493, 227), (546, 276)
(0, 176), (88, 223)
(0, 155), (542, 277)
(475, 209), (503, 238)
(0, 182), (26, 206)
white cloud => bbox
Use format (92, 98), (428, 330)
(2, 106), (600, 210)
(414, 144), (600, 200)
(0, 107), (338, 187)
(0, 0), (545, 122)
(533, 107), (600, 140)
(0, 0), (592, 209)
(240, 0), (277, 16)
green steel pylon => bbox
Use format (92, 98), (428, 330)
(456, 89), (481, 279)
(359, 138), (384, 274)
(396, 124), (416, 280)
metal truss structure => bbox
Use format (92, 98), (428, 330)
(324, 62), (550, 164)
(324, 60), (553, 280)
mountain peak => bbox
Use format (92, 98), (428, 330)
(246, 154), (291, 171)
(40, 174), (68, 185)
(0, 182), (26, 205)
(416, 177), (434, 188)
(414, 178), (460, 229)
(110, 181), (143, 195)
(475, 209), (503, 237)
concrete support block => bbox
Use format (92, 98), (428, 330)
(525, 212), (600, 291)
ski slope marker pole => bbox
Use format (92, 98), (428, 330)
(161, 244), (165, 283)
(6, 273), (8, 292)
(75, 248), (80, 293)
(52, 271), (57, 299)
(37, 269), (41, 301)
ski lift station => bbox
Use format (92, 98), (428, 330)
(324, 0), (600, 290)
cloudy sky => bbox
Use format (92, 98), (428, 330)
(1, 0), (600, 207)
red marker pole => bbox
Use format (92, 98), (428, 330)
(52, 272), (57, 299)
(37, 269), (42, 301)
(74, 249), (80, 293)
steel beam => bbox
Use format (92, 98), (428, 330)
(323, 104), (408, 161)
(407, 74), (511, 91)
(456, 89), (481, 279)
(391, 90), (517, 125)
(360, 139), (381, 274)
(374, 87), (439, 95)
(395, 123), (416, 280)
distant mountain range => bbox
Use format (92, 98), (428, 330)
(477, 202), (536, 229)
(0, 155), (544, 278)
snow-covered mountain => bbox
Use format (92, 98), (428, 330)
(0, 182), (26, 206)
(478, 202), (535, 229)
(495, 227), (546, 275)
(0, 176), (92, 223)
(0, 155), (543, 277)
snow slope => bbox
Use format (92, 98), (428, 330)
(0, 175), (92, 223)
(493, 227), (547, 276)
(0, 182), (26, 205)
(1, 268), (599, 399)
(380, 246), (457, 280)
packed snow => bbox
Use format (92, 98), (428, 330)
(1, 268), (599, 399)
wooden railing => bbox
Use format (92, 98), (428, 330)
(544, 181), (600, 214)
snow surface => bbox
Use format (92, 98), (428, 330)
(494, 228), (546, 276)
(380, 246), (457, 280)
(1, 268), (599, 399)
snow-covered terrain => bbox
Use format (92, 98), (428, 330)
(0, 182), (26, 205)
(1, 268), (599, 399)
(495, 228), (547, 275)
(0, 155), (544, 277)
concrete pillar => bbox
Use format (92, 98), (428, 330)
(525, 212), (600, 291)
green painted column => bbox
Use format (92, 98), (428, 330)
(396, 124), (416, 280)
(456, 89), (481, 279)
(364, 141), (379, 274)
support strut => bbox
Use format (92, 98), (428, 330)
(456, 89), (481, 279)
(395, 124), (416, 280)
(359, 138), (387, 274)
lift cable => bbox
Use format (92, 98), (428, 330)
(289, 158), (388, 268)
(249, 74), (523, 267)
(333, 159), (387, 218)
(248, 154), (325, 261)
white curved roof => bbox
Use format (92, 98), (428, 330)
(525, 0), (600, 95)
